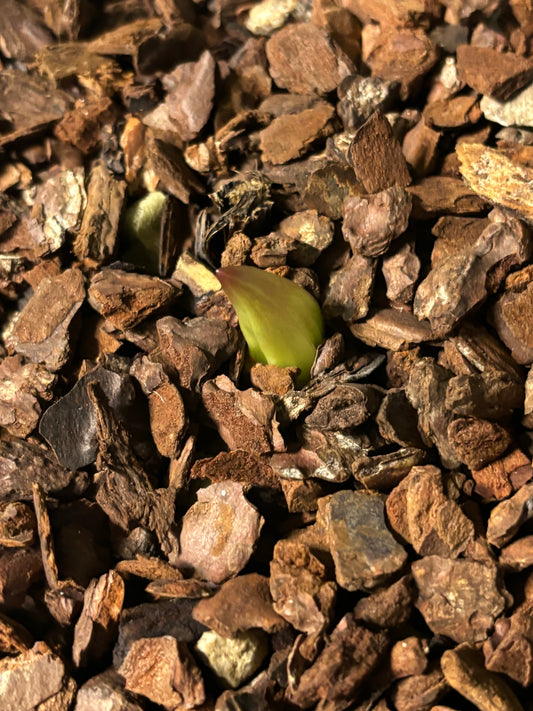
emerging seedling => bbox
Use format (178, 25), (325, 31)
(216, 265), (324, 385)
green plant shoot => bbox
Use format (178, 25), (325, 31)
(216, 265), (324, 385)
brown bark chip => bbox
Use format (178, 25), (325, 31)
(266, 22), (354, 95)
(441, 643), (523, 711)
(447, 417), (512, 471)
(483, 598), (533, 686)
(0, 642), (75, 710)
(471, 449), (530, 500)
(270, 539), (336, 635)
(348, 111), (411, 193)
(322, 490), (408, 592)
(119, 636), (205, 710)
(365, 27), (439, 100)
(72, 570), (125, 667)
(201, 376), (284, 455)
(412, 557), (506, 643)
(342, 187), (412, 258)
(353, 575), (415, 629)
(75, 670), (144, 711)
(456, 45), (533, 100)
(144, 51), (215, 142)
(486, 481), (533, 547)
(6, 268), (85, 372)
(193, 573), (285, 636)
(73, 161), (126, 266)
(288, 614), (389, 709)
(259, 102), (336, 164)
(88, 269), (177, 330)
(458, 143), (533, 223)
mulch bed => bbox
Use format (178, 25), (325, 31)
(1, 0), (533, 709)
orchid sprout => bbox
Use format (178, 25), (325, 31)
(216, 265), (324, 386)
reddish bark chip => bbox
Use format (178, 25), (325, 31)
(193, 573), (285, 636)
(471, 449), (530, 500)
(119, 636), (205, 710)
(387, 465), (474, 557)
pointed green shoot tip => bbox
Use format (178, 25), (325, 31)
(216, 265), (324, 385)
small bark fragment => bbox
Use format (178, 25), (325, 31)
(350, 308), (433, 350)
(266, 23), (354, 95)
(322, 490), (408, 591)
(288, 614), (389, 709)
(348, 111), (411, 193)
(391, 667), (448, 711)
(175, 481), (264, 583)
(259, 102), (336, 164)
(447, 417), (512, 470)
(0, 642), (75, 710)
(471, 449), (531, 500)
(483, 599), (533, 686)
(75, 669), (144, 711)
(0, 439), (86, 502)
(458, 143), (533, 223)
(456, 45), (533, 100)
(193, 574), (285, 637)
(0, 356), (55, 437)
(323, 254), (376, 322)
(486, 481), (533, 547)
(74, 161), (126, 266)
(441, 643), (523, 711)
(119, 636), (205, 710)
(73, 570), (125, 667)
(88, 269), (177, 330)
(201, 376), (284, 456)
(143, 51), (215, 142)
(6, 267), (85, 371)
(365, 27), (439, 100)
(342, 187), (412, 258)
(412, 556), (507, 643)
(353, 575), (415, 629)
(405, 358), (460, 469)
(270, 539), (336, 635)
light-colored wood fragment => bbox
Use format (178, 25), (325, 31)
(458, 143), (533, 223)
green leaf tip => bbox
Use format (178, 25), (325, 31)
(216, 265), (324, 385)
